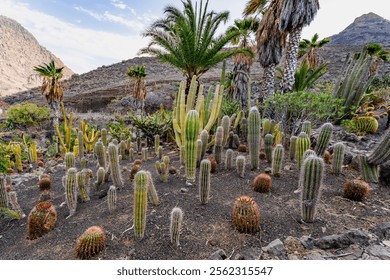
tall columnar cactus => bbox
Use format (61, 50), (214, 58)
(232, 195), (260, 234)
(185, 110), (200, 183)
(65, 152), (75, 170)
(248, 107), (261, 170)
(272, 144), (284, 176)
(108, 143), (123, 189)
(264, 134), (273, 163)
(134, 171), (148, 239)
(77, 131), (84, 160)
(8, 191), (26, 218)
(332, 142), (345, 174)
(196, 139), (203, 166)
(154, 135), (160, 155)
(95, 167), (105, 189)
(296, 132), (311, 170)
(80, 157), (87, 169)
(214, 126), (224, 164)
(101, 128), (108, 146)
(225, 149), (234, 170)
(359, 155), (379, 183)
(289, 136), (298, 161)
(142, 148), (148, 161)
(200, 130), (209, 160)
(367, 132), (390, 165)
(157, 146), (163, 159)
(119, 140), (127, 160)
(94, 141), (106, 169)
(236, 155), (246, 178)
(301, 121), (312, 136)
(0, 175), (8, 209)
(221, 115), (231, 146)
(199, 159), (211, 204)
(300, 156), (324, 223)
(170, 207), (183, 247)
(263, 118), (273, 136)
(146, 171), (159, 206)
(27, 201), (57, 240)
(129, 147), (135, 161)
(107, 185), (117, 212)
(78, 169), (91, 202)
(314, 122), (333, 157)
(240, 117), (248, 142)
(64, 167), (78, 217)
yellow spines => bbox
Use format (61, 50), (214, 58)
(204, 85), (224, 131)
(185, 75), (198, 115)
(73, 138), (79, 157)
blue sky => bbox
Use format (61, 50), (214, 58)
(0, 0), (389, 74)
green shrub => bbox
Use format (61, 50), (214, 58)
(221, 96), (240, 117)
(367, 73), (390, 93)
(5, 103), (50, 128)
(107, 117), (132, 141)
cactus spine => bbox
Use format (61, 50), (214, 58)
(367, 132), (390, 165)
(185, 110), (200, 183)
(301, 121), (311, 136)
(290, 135), (298, 161)
(107, 143), (123, 189)
(199, 159), (211, 204)
(107, 185), (117, 212)
(200, 130), (209, 160)
(264, 133), (273, 163)
(214, 126), (224, 164)
(0, 175), (8, 208)
(170, 207), (183, 246)
(315, 122), (333, 157)
(248, 107), (261, 170)
(221, 115), (231, 146)
(64, 168), (78, 217)
(134, 171), (148, 239)
(296, 132), (311, 170)
(272, 144), (284, 176)
(359, 155), (379, 183)
(332, 142), (345, 174)
(300, 156), (324, 223)
(225, 149), (234, 170)
(236, 155), (246, 178)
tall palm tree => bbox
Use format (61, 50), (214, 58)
(279, 0), (320, 93)
(139, 0), (251, 94)
(226, 17), (259, 111)
(33, 60), (64, 128)
(298, 33), (331, 69)
(243, 0), (269, 17)
(127, 65), (147, 115)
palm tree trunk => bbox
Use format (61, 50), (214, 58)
(49, 100), (60, 128)
(233, 62), (250, 112)
(260, 64), (275, 104)
(282, 27), (302, 93)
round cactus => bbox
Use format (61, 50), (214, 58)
(76, 226), (106, 259)
(232, 195), (260, 234)
(170, 207), (183, 247)
(27, 201), (57, 240)
(253, 173), (272, 193)
(343, 179), (371, 201)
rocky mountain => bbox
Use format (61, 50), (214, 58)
(0, 15), (73, 96)
(329, 12), (390, 45)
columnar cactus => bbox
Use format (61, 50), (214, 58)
(95, 167), (105, 189)
(170, 207), (183, 246)
(367, 132), (390, 165)
(272, 144), (284, 176)
(359, 155), (379, 183)
(296, 132), (311, 170)
(129, 147), (135, 161)
(108, 143), (123, 189)
(248, 107), (261, 170)
(200, 130), (209, 160)
(134, 171), (148, 239)
(221, 115), (231, 146)
(199, 159), (211, 204)
(301, 121), (312, 136)
(112, 139), (119, 146)
(27, 201), (57, 240)
(314, 122), (333, 157)
(214, 126), (224, 164)
(94, 141), (106, 169)
(107, 185), (117, 212)
(80, 157), (87, 169)
(77, 131), (84, 160)
(155, 161), (168, 183)
(185, 110), (200, 183)
(78, 169), (91, 202)
(233, 134), (240, 149)
(196, 139), (203, 166)
(225, 149), (234, 170)
(65, 152), (75, 170)
(64, 167), (78, 217)
(146, 171), (159, 206)
(300, 156), (324, 223)
(0, 175), (8, 208)
(119, 140), (127, 160)
(240, 117), (248, 142)
(232, 195), (260, 234)
(236, 155), (246, 178)
(8, 191), (25, 218)
(136, 137), (142, 154)
(76, 226), (106, 259)
(289, 136), (298, 161)
(332, 142), (345, 174)
(263, 118), (273, 136)
(158, 146), (163, 159)
(142, 147), (148, 161)
(101, 128), (108, 146)
(154, 135), (160, 155)
(264, 133), (273, 163)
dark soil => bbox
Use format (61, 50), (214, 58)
(1, 141), (390, 260)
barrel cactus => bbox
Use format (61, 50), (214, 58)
(253, 173), (272, 193)
(232, 195), (260, 234)
(27, 201), (57, 240)
(76, 226), (106, 259)
(343, 179), (371, 201)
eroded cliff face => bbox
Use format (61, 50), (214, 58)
(0, 15), (73, 96)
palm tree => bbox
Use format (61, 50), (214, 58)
(279, 0), (320, 93)
(139, 0), (251, 94)
(127, 65), (147, 115)
(33, 60), (64, 128)
(298, 33), (331, 69)
(226, 17), (259, 111)
(364, 43), (390, 75)
(243, 0), (269, 17)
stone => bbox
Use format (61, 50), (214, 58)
(314, 229), (369, 249)
(209, 249), (227, 260)
(264, 167), (272, 174)
(180, 188), (188, 193)
(284, 236), (305, 253)
(262, 239), (285, 255)
(342, 133), (359, 142)
(343, 152), (353, 165)
(240, 247), (262, 260)
(300, 236), (315, 250)
(371, 222), (390, 240)
(379, 161), (390, 187)
(366, 245), (390, 260)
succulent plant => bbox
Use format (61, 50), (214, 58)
(314, 122), (333, 157)
(207, 157), (217, 173)
(94, 141), (106, 169)
(141, 147), (148, 161)
(95, 167), (105, 189)
(129, 147), (135, 161)
(8, 191), (25, 218)
(119, 140), (127, 160)
(264, 134), (273, 163)
(272, 144), (284, 176)
(0, 207), (21, 221)
(129, 164), (141, 181)
(199, 159), (211, 204)
(76, 226), (106, 259)
(196, 139), (203, 166)
(80, 157), (87, 169)
(236, 155), (246, 178)
(108, 143), (123, 189)
(359, 154), (379, 183)
(343, 179), (371, 201)
(289, 135), (298, 161)
(233, 134), (240, 149)
(170, 207), (183, 246)
(248, 107), (261, 170)
(253, 173), (272, 193)
(232, 195), (260, 234)
(27, 201), (57, 240)
(0, 175), (9, 209)
(331, 142), (345, 174)
(221, 115), (231, 146)
(367, 132), (390, 166)
(214, 126), (224, 164)
(107, 185), (117, 212)
(134, 171), (148, 239)
(154, 134), (160, 155)
(200, 130), (209, 160)
(240, 117), (248, 142)
(65, 152), (75, 170)
(78, 168), (91, 202)
(158, 146), (163, 159)
(225, 149), (234, 170)
(180, 145), (186, 166)
(323, 150), (332, 164)
(185, 110), (200, 183)
(146, 171), (159, 206)
(352, 115), (379, 135)
(63, 167), (78, 217)
(101, 128), (108, 146)
(262, 118), (273, 136)
(296, 132), (311, 170)
(301, 121), (312, 136)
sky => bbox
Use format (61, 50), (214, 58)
(0, 0), (389, 74)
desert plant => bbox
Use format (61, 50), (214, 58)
(248, 107), (261, 170)
(0, 175), (8, 208)
(225, 149), (234, 170)
(154, 135), (160, 156)
(301, 121), (311, 136)
(155, 159), (169, 183)
(141, 148), (148, 161)
(253, 173), (272, 193)
(127, 65), (147, 114)
(200, 130), (209, 160)
(367, 132), (390, 165)
(352, 115), (379, 135)
(76, 226), (106, 259)
(296, 132), (311, 170)
(343, 179), (371, 201)
(27, 201), (57, 240)
(221, 115), (231, 146)
(232, 195), (260, 234)
(289, 135), (298, 161)
(146, 171), (159, 206)
(134, 171), (148, 239)
(240, 117), (248, 142)
(293, 60), (329, 92)
(332, 142), (345, 174)
(264, 134), (273, 163)
(184, 110), (200, 184)
(5, 103), (50, 129)
(95, 167), (105, 189)
(236, 155), (246, 178)
(65, 152), (75, 170)
(107, 185), (117, 212)
(0, 207), (21, 221)
(108, 143), (123, 189)
(8, 191), (25, 218)
(77, 169), (91, 202)
(359, 154), (379, 183)
(214, 126), (224, 164)
(199, 159), (211, 204)
(272, 144), (284, 176)
(64, 167), (78, 217)
(170, 207), (183, 247)
(119, 140), (127, 160)
(315, 122), (333, 157)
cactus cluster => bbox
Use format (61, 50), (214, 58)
(199, 159), (211, 204)
(253, 173), (272, 193)
(76, 226), (106, 259)
(155, 156), (170, 182)
(248, 107), (261, 170)
(27, 201), (57, 240)
(170, 207), (183, 247)
(232, 195), (260, 234)
(343, 179), (371, 201)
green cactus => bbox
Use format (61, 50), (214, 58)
(0, 175), (8, 209)
(248, 107), (261, 170)
(134, 171), (148, 239)
(290, 136), (298, 161)
(359, 155), (379, 183)
(300, 156), (324, 223)
(352, 116), (378, 135)
(221, 115), (231, 146)
(367, 132), (390, 165)
(233, 133), (240, 149)
(95, 167), (105, 189)
(80, 157), (87, 169)
(146, 171), (159, 206)
(119, 140), (127, 160)
(301, 121), (312, 136)
(155, 161), (168, 182)
(296, 132), (311, 170)
(200, 130), (209, 160)
(154, 135), (160, 155)
(107, 185), (116, 212)
(185, 110), (200, 183)
(136, 137), (142, 154)
(214, 126), (224, 164)
(76, 226), (106, 259)
(142, 147), (148, 161)
(94, 141), (106, 169)
(170, 207), (183, 246)
(65, 152), (75, 170)
(264, 133), (273, 163)
(78, 169), (91, 202)
(315, 122), (333, 157)
(158, 146), (163, 159)
(64, 167), (78, 217)
(129, 147), (135, 161)
(77, 131), (84, 160)
(199, 159), (211, 204)
(262, 118), (273, 136)
(225, 149), (234, 170)
(240, 117), (248, 142)
(236, 155), (246, 178)
(272, 144), (284, 176)
(332, 142), (345, 174)
(101, 128), (108, 146)
(196, 139), (203, 166)
(27, 201), (57, 239)
(108, 143), (123, 189)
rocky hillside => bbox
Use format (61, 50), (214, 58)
(0, 15), (73, 96)
(330, 13), (390, 45)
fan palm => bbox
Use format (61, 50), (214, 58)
(139, 0), (251, 94)
(364, 43), (390, 75)
(298, 33), (331, 69)
(243, 0), (270, 17)
(226, 17), (259, 111)
(33, 60), (64, 127)
(127, 65), (147, 115)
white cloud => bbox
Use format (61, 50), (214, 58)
(111, 0), (127, 10)
(74, 6), (104, 21)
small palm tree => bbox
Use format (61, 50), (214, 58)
(33, 60), (64, 128)
(127, 65), (147, 115)
(298, 33), (331, 69)
(364, 43), (390, 75)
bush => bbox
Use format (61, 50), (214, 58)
(107, 117), (132, 141)
(221, 96), (240, 117)
(5, 103), (50, 129)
